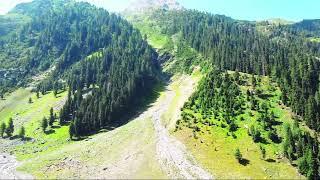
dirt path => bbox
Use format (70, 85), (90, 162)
(0, 153), (33, 179)
(151, 78), (213, 179)
(88, 75), (212, 179)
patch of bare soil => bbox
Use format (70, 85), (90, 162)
(0, 153), (33, 179)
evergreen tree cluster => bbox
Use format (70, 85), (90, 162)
(1, 0), (159, 138)
(283, 123), (320, 179)
(151, 9), (320, 133)
(181, 69), (244, 132)
(59, 31), (158, 137)
(0, 0), (159, 94)
(0, 118), (25, 139)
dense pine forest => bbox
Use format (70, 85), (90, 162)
(0, 0), (159, 136)
(0, 0), (158, 91)
(61, 45), (158, 137)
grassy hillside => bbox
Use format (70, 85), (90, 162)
(174, 72), (307, 179)
(16, 116), (164, 179)
(0, 88), (68, 152)
(0, 82), (165, 178)
(127, 12), (207, 76)
(0, 69), (201, 179)
(126, 14), (173, 50)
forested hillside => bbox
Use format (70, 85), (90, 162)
(130, 9), (320, 178)
(290, 19), (320, 37)
(134, 9), (320, 131)
(1, 0), (320, 178)
(0, 0), (159, 136)
(0, 0), (157, 90)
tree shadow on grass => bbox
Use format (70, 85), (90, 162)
(51, 125), (61, 129)
(270, 136), (282, 144)
(9, 135), (20, 140)
(239, 158), (250, 166)
(8, 135), (33, 142)
(22, 136), (33, 141)
(266, 158), (276, 163)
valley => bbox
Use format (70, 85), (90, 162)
(0, 0), (320, 179)
(0, 71), (206, 179)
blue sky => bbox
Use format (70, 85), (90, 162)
(0, 0), (319, 22)
(179, 0), (320, 21)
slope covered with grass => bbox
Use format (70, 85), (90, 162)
(174, 70), (319, 178)
(0, 89), (68, 151)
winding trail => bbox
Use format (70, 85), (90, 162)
(0, 153), (33, 179)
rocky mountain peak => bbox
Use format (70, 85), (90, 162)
(125, 0), (184, 13)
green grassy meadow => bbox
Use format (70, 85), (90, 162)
(174, 73), (305, 179)
(0, 88), (69, 160)
(0, 81), (166, 178)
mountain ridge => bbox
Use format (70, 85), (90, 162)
(124, 0), (184, 13)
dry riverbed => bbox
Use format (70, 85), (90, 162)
(0, 153), (33, 179)
(1, 74), (211, 179)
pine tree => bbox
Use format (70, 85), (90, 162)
(235, 148), (242, 162)
(69, 121), (75, 139)
(49, 107), (55, 126)
(260, 145), (266, 159)
(249, 125), (261, 142)
(305, 96), (316, 129)
(19, 126), (25, 139)
(252, 74), (257, 87)
(5, 118), (14, 137)
(298, 148), (316, 178)
(229, 120), (238, 132)
(59, 108), (65, 125)
(6, 118), (14, 137)
(41, 117), (48, 133)
(53, 89), (58, 98)
(0, 122), (6, 138)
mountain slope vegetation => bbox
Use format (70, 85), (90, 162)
(176, 71), (303, 178)
(0, 0), (160, 136)
(1, 0), (320, 179)
(128, 8), (320, 179)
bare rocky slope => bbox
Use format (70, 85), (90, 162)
(124, 0), (183, 13)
